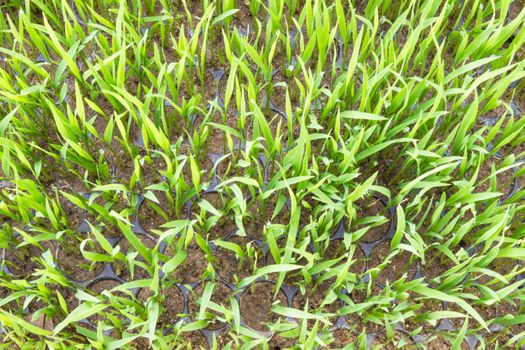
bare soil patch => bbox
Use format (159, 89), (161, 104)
(240, 282), (287, 332)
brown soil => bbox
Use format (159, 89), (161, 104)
(259, 153), (283, 184)
(517, 162), (525, 189)
(323, 240), (366, 277)
(240, 282), (287, 332)
(206, 121), (228, 154)
(208, 213), (238, 240)
(205, 121), (239, 155)
(81, 195), (128, 229)
(189, 191), (229, 221)
(404, 298), (445, 332)
(55, 237), (105, 282)
(477, 104), (508, 132)
(213, 236), (258, 284)
(420, 248), (456, 285)
(3, 239), (46, 276)
(509, 0), (524, 21)
(112, 236), (156, 281)
(447, 291), (515, 330)
(245, 196), (290, 240)
(116, 235), (157, 256)
(291, 280), (340, 326)
(188, 282), (233, 330)
(375, 145), (414, 188)
(344, 306), (361, 332)
(168, 239), (210, 283)
(89, 279), (122, 296)
(0, 286), (19, 313)
(349, 284), (385, 304)
(268, 334), (298, 349)
(370, 241), (418, 284)
(138, 283), (184, 326)
(475, 257), (519, 286)
(422, 334), (469, 350)
(24, 313), (54, 332)
(265, 238), (311, 284)
(57, 184), (87, 229)
(201, 149), (232, 181)
(464, 302), (498, 330)
(87, 279), (126, 324)
(475, 158), (516, 197)
(180, 330), (208, 349)
(362, 318), (387, 335)
(502, 300), (525, 335)
(355, 197), (391, 243)
(137, 196), (170, 233)
(322, 329), (358, 349)
(129, 336), (153, 350)
(262, 108), (290, 145)
(484, 333), (514, 350)
(370, 330), (413, 349)
(208, 331), (232, 348)
(49, 284), (79, 316)
(348, 285), (386, 334)
(406, 197), (437, 240)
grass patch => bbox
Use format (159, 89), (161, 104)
(0, 0), (525, 349)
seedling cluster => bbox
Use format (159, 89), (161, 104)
(0, 0), (525, 349)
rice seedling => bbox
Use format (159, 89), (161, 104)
(0, 0), (524, 349)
